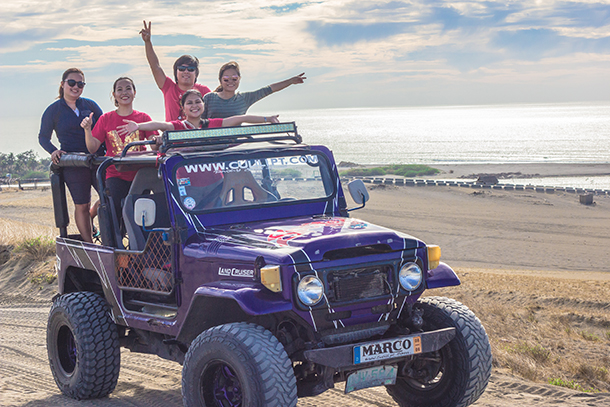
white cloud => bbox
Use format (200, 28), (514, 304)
(1, 0), (610, 128)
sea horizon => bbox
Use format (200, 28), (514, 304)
(4, 101), (609, 189)
(270, 101), (610, 166)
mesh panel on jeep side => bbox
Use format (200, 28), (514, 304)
(116, 231), (173, 293)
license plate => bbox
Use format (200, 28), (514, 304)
(345, 365), (397, 393)
(353, 335), (421, 364)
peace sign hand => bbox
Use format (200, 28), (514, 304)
(140, 20), (152, 43)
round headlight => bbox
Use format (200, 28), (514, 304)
(399, 262), (423, 291)
(297, 275), (324, 306)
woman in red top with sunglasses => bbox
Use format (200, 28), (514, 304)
(140, 20), (211, 121)
(38, 68), (104, 243)
(202, 61), (306, 119)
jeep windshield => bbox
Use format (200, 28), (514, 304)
(171, 150), (335, 213)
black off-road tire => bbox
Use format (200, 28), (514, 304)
(386, 296), (492, 407)
(182, 322), (297, 407)
(46, 291), (120, 399)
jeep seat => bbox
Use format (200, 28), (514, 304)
(218, 169), (277, 206)
(122, 167), (170, 251)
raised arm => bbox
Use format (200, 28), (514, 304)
(222, 115), (279, 127)
(80, 113), (103, 154)
(269, 73), (306, 93)
(117, 119), (174, 136)
(140, 20), (167, 90)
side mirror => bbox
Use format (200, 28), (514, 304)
(347, 179), (369, 211)
(134, 198), (156, 228)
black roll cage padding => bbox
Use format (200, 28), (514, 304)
(50, 154), (109, 238)
(50, 152), (108, 172)
(50, 171), (69, 237)
(95, 157), (121, 248)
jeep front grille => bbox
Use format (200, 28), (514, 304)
(327, 266), (392, 302)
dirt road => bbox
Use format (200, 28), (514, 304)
(2, 293), (609, 407)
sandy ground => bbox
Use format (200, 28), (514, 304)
(1, 163), (610, 406)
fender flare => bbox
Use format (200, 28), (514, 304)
(426, 262), (461, 289)
(176, 285), (292, 344)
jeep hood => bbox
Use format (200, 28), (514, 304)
(195, 216), (424, 264)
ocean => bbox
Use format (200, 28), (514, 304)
(5, 102), (610, 189)
(278, 102), (610, 164)
(274, 102), (610, 190)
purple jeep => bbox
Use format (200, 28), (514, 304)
(47, 123), (492, 407)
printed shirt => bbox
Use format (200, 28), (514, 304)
(161, 76), (211, 121)
(92, 110), (157, 181)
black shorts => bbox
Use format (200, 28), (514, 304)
(63, 167), (98, 205)
(106, 177), (132, 219)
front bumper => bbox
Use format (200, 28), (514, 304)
(303, 327), (456, 369)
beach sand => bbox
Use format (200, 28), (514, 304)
(1, 163), (610, 406)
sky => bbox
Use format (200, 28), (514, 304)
(2, 0), (610, 155)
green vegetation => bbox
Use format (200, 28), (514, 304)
(507, 342), (552, 363)
(548, 378), (599, 392)
(30, 269), (57, 286)
(1, 150), (51, 179)
(340, 164), (439, 178)
(14, 236), (55, 261)
(579, 331), (601, 342)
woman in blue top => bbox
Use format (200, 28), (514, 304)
(39, 68), (103, 243)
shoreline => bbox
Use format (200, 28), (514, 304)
(338, 162), (610, 190)
(427, 162), (610, 178)
(338, 162), (610, 178)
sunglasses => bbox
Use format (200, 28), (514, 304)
(65, 79), (86, 88)
(177, 65), (197, 72)
(222, 75), (240, 82)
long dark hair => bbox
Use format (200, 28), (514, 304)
(58, 68), (85, 99)
(112, 77), (136, 107)
(214, 61), (241, 92)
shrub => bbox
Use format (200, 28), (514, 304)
(580, 331), (601, 342)
(548, 377), (599, 393)
(508, 342), (551, 363)
(14, 236), (55, 261)
(340, 164), (439, 178)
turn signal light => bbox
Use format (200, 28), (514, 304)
(260, 266), (282, 292)
(427, 245), (441, 270)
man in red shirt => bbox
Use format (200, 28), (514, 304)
(140, 20), (211, 121)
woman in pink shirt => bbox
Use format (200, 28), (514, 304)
(81, 77), (158, 221)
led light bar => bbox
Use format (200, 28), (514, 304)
(165, 122), (298, 142)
